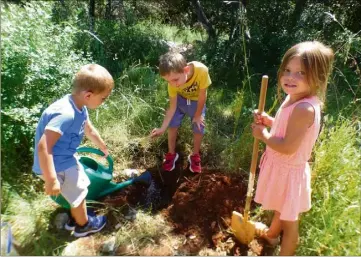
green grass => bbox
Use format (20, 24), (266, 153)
(297, 118), (361, 256)
(1, 182), (73, 255)
(114, 210), (177, 255)
(139, 20), (206, 44)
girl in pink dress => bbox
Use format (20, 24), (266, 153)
(251, 41), (334, 255)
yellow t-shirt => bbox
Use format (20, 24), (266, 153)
(167, 61), (211, 100)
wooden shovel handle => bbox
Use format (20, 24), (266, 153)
(257, 76), (268, 115)
(244, 75), (268, 220)
(250, 75), (268, 175)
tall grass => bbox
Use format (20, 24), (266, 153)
(298, 118), (361, 256)
(137, 20), (206, 44)
(1, 182), (72, 255)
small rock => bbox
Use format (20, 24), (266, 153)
(226, 237), (234, 244)
(199, 248), (227, 256)
(124, 208), (137, 221)
(182, 238), (187, 245)
(212, 231), (223, 246)
(123, 169), (140, 178)
(102, 236), (116, 253)
(54, 212), (69, 230)
(115, 223), (122, 229)
(188, 235), (196, 240)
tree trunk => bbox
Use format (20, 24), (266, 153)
(191, 0), (216, 40)
(89, 0), (95, 32)
(118, 0), (125, 22)
(229, 1), (241, 42)
(105, 0), (112, 19)
(289, 0), (306, 31)
(229, 0), (249, 42)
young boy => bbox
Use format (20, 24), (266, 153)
(151, 52), (211, 173)
(32, 64), (114, 237)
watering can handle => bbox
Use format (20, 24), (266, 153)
(76, 146), (113, 174)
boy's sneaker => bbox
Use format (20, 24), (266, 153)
(162, 153), (179, 171)
(64, 217), (76, 231)
(65, 208), (96, 231)
(73, 215), (107, 238)
(188, 154), (202, 173)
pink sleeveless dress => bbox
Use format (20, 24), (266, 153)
(254, 95), (321, 221)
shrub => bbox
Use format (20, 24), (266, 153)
(1, 2), (91, 182)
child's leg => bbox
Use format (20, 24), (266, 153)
(193, 132), (202, 154)
(70, 199), (88, 226)
(188, 100), (205, 173)
(190, 105), (205, 155)
(61, 164), (90, 226)
(267, 211), (282, 238)
(168, 127), (178, 154)
(189, 132), (203, 173)
(257, 211), (282, 246)
(167, 95), (186, 155)
(279, 220), (299, 256)
(72, 199), (107, 237)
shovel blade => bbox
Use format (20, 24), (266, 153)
(231, 211), (256, 245)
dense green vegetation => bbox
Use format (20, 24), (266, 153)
(1, 0), (360, 255)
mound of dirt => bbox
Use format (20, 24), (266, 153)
(161, 171), (272, 255)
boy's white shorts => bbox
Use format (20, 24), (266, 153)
(38, 161), (90, 208)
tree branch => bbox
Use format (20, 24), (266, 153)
(191, 0), (216, 40)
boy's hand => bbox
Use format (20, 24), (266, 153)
(150, 128), (165, 138)
(253, 110), (273, 127)
(192, 115), (205, 131)
(251, 122), (269, 141)
(44, 179), (61, 196)
(100, 146), (109, 158)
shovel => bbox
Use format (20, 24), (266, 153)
(231, 75), (268, 244)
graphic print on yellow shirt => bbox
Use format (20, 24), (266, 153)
(168, 61), (211, 101)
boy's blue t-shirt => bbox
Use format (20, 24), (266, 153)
(32, 94), (88, 175)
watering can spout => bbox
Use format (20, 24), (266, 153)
(97, 171), (152, 198)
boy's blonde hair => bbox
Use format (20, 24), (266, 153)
(158, 52), (187, 76)
(73, 64), (114, 94)
(277, 41), (334, 102)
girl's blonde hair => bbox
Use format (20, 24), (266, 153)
(73, 64), (114, 94)
(158, 51), (187, 76)
(277, 41), (334, 102)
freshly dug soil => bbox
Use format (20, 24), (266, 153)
(103, 157), (276, 255)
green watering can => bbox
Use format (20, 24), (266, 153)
(51, 147), (151, 209)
